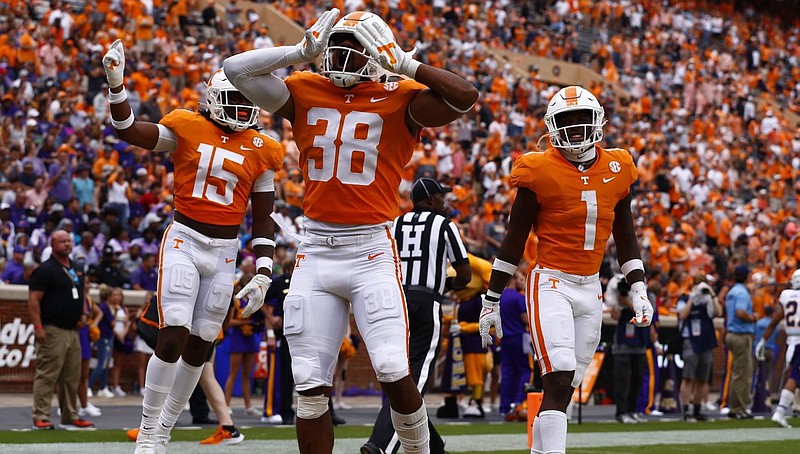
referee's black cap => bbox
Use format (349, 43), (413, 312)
(412, 178), (453, 203)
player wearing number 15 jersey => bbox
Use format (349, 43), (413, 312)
(478, 86), (651, 454)
(756, 269), (800, 428)
(102, 39), (283, 453)
(224, 8), (478, 454)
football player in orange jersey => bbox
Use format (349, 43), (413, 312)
(102, 40), (285, 453)
(223, 8), (478, 454)
(478, 86), (653, 454)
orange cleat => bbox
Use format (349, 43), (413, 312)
(199, 426), (244, 445)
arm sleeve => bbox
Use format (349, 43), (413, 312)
(444, 220), (469, 266)
(28, 267), (46, 291)
(252, 169), (275, 193)
(154, 124), (177, 153)
(223, 48), (300, 112)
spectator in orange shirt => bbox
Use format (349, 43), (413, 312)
(668, 233), (691, 272)
(282, 169), (304, 218)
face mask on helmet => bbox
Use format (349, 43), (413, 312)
(322, 32), (382, 88)
(544, 86), (605, 158)
(206, 70), (258, 132)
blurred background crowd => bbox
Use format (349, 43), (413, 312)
(2, 0), (800, 419)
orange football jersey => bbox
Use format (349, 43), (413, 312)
(159, 109), (284, 225)
(285, 71), (426, 225)
(510, 147), (637, 276)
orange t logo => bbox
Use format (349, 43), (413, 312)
(376, 42), (398, 64)
(295, 254), (306, 269)
(172, 238), (184, 249)
(548, 277), (560, 289)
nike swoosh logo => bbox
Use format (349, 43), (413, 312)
(602, 177), (616, 183)
(403, 418), (425, 427)
(225, 258), (235, 263)
(367, 252), (384, 260)
(370, 97), (388, 103)
(240, 145), (253, 151)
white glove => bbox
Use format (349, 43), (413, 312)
(755, 338), (766, 361)
(236, 273), (272, 318)
(479, 294), (503, 348)
(449, 322), (461, 336)
(629, 281), (653, 327)
(102, 39), (126, 88)
(296, 8), (339, 62)
(353, 20), (421, 78)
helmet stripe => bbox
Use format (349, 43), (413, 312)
(564, 86), (579, 106)
(342, 11), (366, 27)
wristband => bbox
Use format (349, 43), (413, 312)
(405, 59), (421, 79)
(256, 256), (273, 272)
(621, 259), (645, 276)
(267, 329), (275, 338)
(34, 324), (43, 330)
(108, 86), (128, 104)
(485, 289), (501, 301)
(111, 108), (134, 130)
(492, 258), (517, 276)
(252, 237), (276, 248)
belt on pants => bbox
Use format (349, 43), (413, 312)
(533, 265), (599, 284)
(270, 212), (384, 246)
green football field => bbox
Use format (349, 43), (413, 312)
(1, 417), (799, 453)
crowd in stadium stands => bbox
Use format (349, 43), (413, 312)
(2, 0), (800, 421)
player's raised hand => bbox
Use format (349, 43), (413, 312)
(102, 39), (126, 88)
(629, 281), (653, 327)
(353, 20), (420, 78)
(236, 273), (273, 318)
(479, 294), (503, 348)
(297, 8), (340, 62)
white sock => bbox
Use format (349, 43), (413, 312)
(531, 416), (543, 453)
(777, 389), (795, 415)
(139, 355), (177, 436)
(157, 358), (203, 436)
(390, 404), (430, 454)
(539, 410), (567, 454)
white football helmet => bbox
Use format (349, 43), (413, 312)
(322, 11), (385, 88)
(544, 85), (605, 156)
(206, 69), (258, 132)
(790, 269), (800, 289)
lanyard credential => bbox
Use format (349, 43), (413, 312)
(61, 265), (80, 300)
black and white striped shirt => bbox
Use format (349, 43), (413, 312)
(393, 209), (470, 296)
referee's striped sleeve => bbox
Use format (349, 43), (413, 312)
(444, 220), (469, 266)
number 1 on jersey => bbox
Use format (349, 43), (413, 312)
(581, 190), (598, 250)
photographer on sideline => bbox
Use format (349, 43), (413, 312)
(677, 276), (722, 422)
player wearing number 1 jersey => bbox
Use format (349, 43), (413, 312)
(478, 86), (652, 454)
(756, 269), (800, 428)
(102, 39), (284, 453)
(224, 8), (478, 454)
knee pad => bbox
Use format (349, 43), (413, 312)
(296, 394), (329, 420)
(288, 337), (338, 390)
(161, 304), (191, 329)
(547, 348), (577, 374)
(371, 344), (410, 383)
(194, 320), (222, 342)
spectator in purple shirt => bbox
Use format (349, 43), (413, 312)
(2, 245), (28, 284)
(48, 147), (75, 205)
(130, 253), (157, 291)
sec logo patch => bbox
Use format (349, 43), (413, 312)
(384, 81), (399, 92)
(609, 161), (621, 173)
(253, 137), (264, 148)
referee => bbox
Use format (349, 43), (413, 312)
(362, 178), (471, 454)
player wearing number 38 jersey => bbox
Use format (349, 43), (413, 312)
(102, 38), (283, 453)
(224, 8), (478, 454)
(478, 86), (651, 454)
